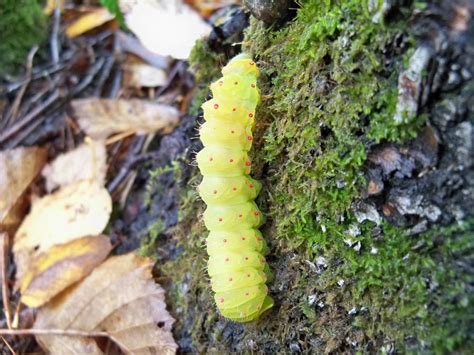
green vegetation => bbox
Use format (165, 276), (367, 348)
(155, 0), (472, 352)
(0, 0), (47, 76)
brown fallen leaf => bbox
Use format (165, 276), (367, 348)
(72, 98), (180, 139)
(42, 139), (107, 192)
(13, 180), (112, 307)
(66, 8), (115, 38)
(20, 236), (112, 308)
(34, 253), (178, 354)
(0, 146), (47, 233)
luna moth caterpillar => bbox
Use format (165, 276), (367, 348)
(196, 54), (273, 322)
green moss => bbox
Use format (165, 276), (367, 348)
(161, 0), (471, 352)
(188, 40), (226, 116)
(0, 0), (47, 76)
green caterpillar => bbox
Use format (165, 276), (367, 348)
(196, 54), (273, 322)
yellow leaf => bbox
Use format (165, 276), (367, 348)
(34, 253), (178, 354)
(13, 180), (112, 306)
(42, 139), (107, 192)
(0, 146), (47, 233)
(72, 98), (180, 139)
(66, 8), (115, 38)
(20, 236), (112, 308)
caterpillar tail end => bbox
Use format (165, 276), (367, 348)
(222, 296), (274, 323)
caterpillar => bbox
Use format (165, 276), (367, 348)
(196, 54), (273, 322)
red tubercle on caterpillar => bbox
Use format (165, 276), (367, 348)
(241, 237), (246, 241)
(229, 278), (233, 282)
(213, 190), (218, 194)
(245, 161), (251, 167)
(232, 107), (237, 112)
(220, 297), (225, 303)
(232, 187), (237, 191)
(247, 136), (253, 141)
(234, 81), (238, 85)
(250, 61), (255, 66)
(248, 113), (254, 118)
(257, 237), (263, 241)
(229, 159), (234, 163)
(251, 83), (256, 88)
(209, 157), (213, 161)
(249, 184), (254, 189)
(214, 103), (219, 109)
(254, 211), (260, 217)
(223, 239), (227, 243)
(218, 217), (223, 222)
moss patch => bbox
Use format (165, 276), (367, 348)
(160, 0), (473, 352)
(0, 0), (46, 76)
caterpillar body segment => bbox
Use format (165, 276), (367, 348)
(197, 54), (273, 322)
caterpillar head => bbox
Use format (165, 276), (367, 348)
(222, 53), (259, 78)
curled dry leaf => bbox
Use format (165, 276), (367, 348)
(66, 8), (115, 38)
(42, 139), (107, 192)
(0, 146), (47, 234)
(13, 180), (112, 307)
(72, 98), (180, 139)
(121, 0), (212, 59)
(34, 253), (178, 355)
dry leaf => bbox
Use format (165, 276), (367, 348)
(42, 139), (107, 192)
(124, 62), (168, 88)
(185, 0), (240, 18)
(72, 98), (180, 139)
(20, 236), (112, 308)
(66, 8), (115, 38)
(0, 146), (47, 231)
(121, 0), (212, 59)
(13, 180), (112, 307)
(34, 253), (178, 354)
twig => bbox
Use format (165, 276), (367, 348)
(0, 328), (131, 354)
(0, 233), (12, 330)
(105, 129), (135, 145)
(50, 7), (61, 65)
(0, 90), (60, 146)
(0, 336), (15, 355)
(70, 57), (106, 96)
(2, 46), (39, 127)
(93, 55), (115, 97)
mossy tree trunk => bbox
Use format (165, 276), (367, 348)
(141, 1), (473, 353)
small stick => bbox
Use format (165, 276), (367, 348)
(0, 233), (12, 330)
(50, 7), (61, 65)
(0, 336), (15, 355)
(105, 129), (136, 145)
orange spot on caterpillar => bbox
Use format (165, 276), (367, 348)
(254, 212), (260, 217)
(225, 258), (229, 262)
(245, 161), (251, 167)
(214, 103), (219, 109)
(220, 297), (224, 303)
(247, 136), (253, 141)
(250, 61), (255, 65)
(257, 237), (263, 241)
(229, 159), (234, 163)
(209, 157), (213, 161)
(248, 113), (254, 118)
(232, 107), (237, 112)
(218, 217), (223, 222)
(239, 214), (243, 218)
(241, 237), (246, 241)
(231, 130), (235, 134)
(223, 239), (227, 243)
(249, 184), (254, 189)
(213, 190), (217, 194)
(251, 83), (256, 88)
(229, 278), (233, 282)
(232, 187), (237, 191)
(234, 81), (238, 85)
(245, 256), (249, 261)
